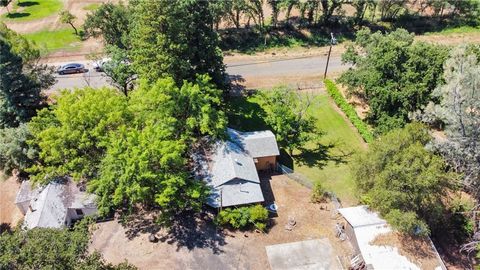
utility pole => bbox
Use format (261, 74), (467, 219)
(323, 32), (337, 79)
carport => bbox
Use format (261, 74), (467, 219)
(265, 238), (342, 270)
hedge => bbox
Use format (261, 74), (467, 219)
(324, 79), (374, 143)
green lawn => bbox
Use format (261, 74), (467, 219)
(23, 28), (81, 55)
(83, 3), (100, 11)
(425, 25), (480, 35)
(227, 92), (366, 206)
(2, 0), (62, 21)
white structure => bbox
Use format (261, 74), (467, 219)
(338, 205), (445, 270)
(15, 180), (97, 229)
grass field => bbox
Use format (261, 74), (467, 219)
(2, 0), (62, 21)
(23, 28), (81, 54)
(83, 3), (100, 11)
(426, 25), (480, 35)
(227, 92), (366, 206)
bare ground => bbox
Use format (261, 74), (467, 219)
(89, 175), (354, 270)
(0, 175), (23, 227)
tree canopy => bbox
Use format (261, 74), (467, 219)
(0, 124), (36, 176)
(419, 45), (480, 199)
(130, 0), (226, 87)
(351, 123), (457, 235)
(338, 28), (448, 134)
(28, 76), (226, 217)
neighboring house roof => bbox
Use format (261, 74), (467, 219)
(19, 180), (97, 229)
(227, 128), (280, 158)
(339, 206), (445, 270)
(15, 180), (32, 204)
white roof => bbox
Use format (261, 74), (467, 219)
(339, 206), (443, 270)
(338, 205), (386, 228)
(227, 128), (280, 158)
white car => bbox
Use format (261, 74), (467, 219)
(93, 58), (111, 72)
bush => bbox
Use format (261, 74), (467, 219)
(324, 79), (374, 143)
(216, 205), (269, 231)
(311, 181), (329, 203)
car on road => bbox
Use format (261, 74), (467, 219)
(57, 63), (86, 75)
(93, 58), (111, 72)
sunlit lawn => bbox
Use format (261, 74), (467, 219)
(2, 0), (62, 21)
(425, 25), (480, 35)
(227, 92), (366, 206)
(23, 28), (81, 55)
(83, 3), (100, 11)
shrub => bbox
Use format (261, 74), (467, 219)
(216, 205), (269, 231)
(324, 79), (374, 143)
(311, 181), (328, 203)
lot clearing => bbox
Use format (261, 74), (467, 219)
(89, 174), (354, 270)
(0, 175), (23, 227)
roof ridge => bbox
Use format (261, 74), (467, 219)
(34, 184), (53, 227)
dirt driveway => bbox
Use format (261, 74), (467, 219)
(0, 175), (23, 227)
(89, 175), (354, 270)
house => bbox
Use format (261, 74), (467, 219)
(15, 180), (97, 229)
(200, 128), (280, 208)
(338, 205), (446, 270)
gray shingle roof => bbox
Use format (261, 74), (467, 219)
(227, 128), (280, 158)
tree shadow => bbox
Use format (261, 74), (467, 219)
(293, 141), (353, 169)
(0, 223), (12, 234)
(6, 12), (30, 18)
(17, 1), (39, 7)
(226, 93), (269, 132)
(122, 210), (226, 254)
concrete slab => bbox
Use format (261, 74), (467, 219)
(265, 238), (342, 270)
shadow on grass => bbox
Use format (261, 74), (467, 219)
(122, 210), (226, 254)
(226, 94), (269, 132)
(18, 1), (39, 7)
(6, 12), (30, 18)
(293, 141), (353, 169)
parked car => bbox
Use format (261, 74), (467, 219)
(57, 63), (86, 75)
(93, 58), (111, 72)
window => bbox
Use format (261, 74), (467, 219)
(75, 209), (84, 216)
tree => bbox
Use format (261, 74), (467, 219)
(260, 86), (319, 155)
(226, 0), (248, 29)
(338, 28), (448, 134)
(320, 0), (345, 24)
(419, 45), (480, 198)
(0, 23), (55, 91)
(102, 46), (136, 96)
(59, 10), (79, 35)
(27, 88), (131, 183)
(351, 123), (457, 236)
(0, 0), (12, 14)
(0, 218), (136, 269)
(130, 0), (226, 87)
(0, 124), (36, 176)
(83, 2), (131, 50)
(0, 38), (46, 128)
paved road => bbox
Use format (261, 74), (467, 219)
(48, 55), (348, 93)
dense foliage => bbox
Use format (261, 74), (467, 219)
(0, 124), (36, 176)
(419, 45), (480, 199)
(338, 28), (448, 134)
(0, 219), (136, 269)
(130, 0), (226, 87)
(259, 86), (319, 155)
(216, 205), (269, 231)
(324, 79), (373, 142)
(0, 38), (46, 128)
(351, 123), (457, 235)
(28, 76), (226, 217)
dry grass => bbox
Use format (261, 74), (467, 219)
(371, 232), (441, 270)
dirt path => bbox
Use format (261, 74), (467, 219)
(0, 175), (23, 227)
(89, 175), (354, 270)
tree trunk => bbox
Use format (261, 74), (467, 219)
(69, 23), (78, 35)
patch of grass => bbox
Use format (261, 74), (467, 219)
(83, 3), (100, 11)
(226, 92), (366, 205)
(425, 26), (480, 35)
(23, 28), (81, 55)
(2, 0), (62, 22)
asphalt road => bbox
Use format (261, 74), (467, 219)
(48, 55), (348, 93)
